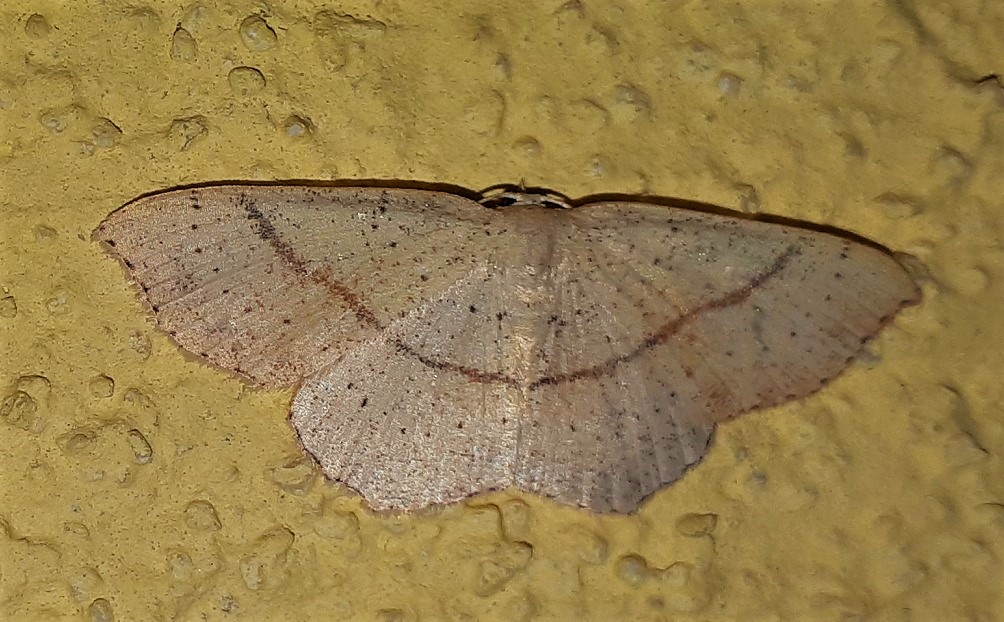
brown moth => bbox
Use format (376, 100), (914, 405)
(93, 184), (919, 513)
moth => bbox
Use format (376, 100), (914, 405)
(93, 184), (918, 513)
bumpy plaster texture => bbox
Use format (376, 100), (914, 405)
(1, 1), (1001, 620)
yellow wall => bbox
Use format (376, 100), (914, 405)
(1, 1), (1001, 620)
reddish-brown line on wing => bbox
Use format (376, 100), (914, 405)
(528, 246), (798, 390)
(242, 194), (380, 329)
(241, 193), (797, 389)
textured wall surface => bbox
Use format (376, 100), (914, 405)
(1, 1), (1002, 620)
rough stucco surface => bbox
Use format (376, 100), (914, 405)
(0, 1), (1000, 620)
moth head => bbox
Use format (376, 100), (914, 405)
(478, 185), (572, 210)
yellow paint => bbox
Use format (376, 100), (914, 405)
(1, 1), (1001, 620)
